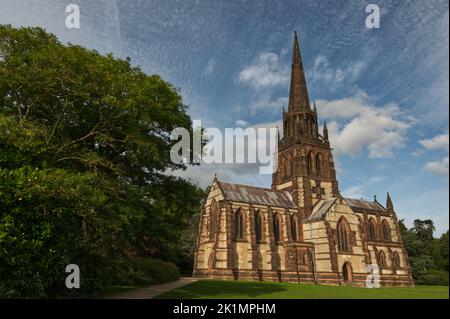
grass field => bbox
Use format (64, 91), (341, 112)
(155, 280), (449, 299)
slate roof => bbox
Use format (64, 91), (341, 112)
(344, 198), (386, 213)
(217, 181), (297, 209)
(308, 198), (338, 221)
(308, 197), (386, 221)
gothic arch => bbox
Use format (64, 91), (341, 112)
(315, 153), (323, 176)
(290, 214), (298, 242)
(254, 209), (264, 243)
(368, 218), (377, 241)
(342, 261), (353, 284)
(337, 216), (352, 252)
(273, 212), (282, 243)
(209, 199), (219, 240)
(378, 250), (387, 267)
(207, 251), (215, 275)
(286, 153), (293, 177)
(392, 251), (401, 268)
(307, 151), (315, 176)
(381, 219), (391, 241)
(234, 208), (245, 240)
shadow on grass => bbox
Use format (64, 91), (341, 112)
(155, 280), (288, 299)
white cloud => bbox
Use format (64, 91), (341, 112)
(423, 156), (449, 176)
(235, 120), (248, 127)
(419, 133), (449, 151)
(419, 132), (449, 176)
(317, 93), (413, 158)
(238, 52), (289, 89)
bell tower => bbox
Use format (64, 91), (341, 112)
(272, 32), (339, 219)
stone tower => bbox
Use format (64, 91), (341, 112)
(272, 31), (339, 220)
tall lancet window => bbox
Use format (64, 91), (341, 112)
(290, 215), (297, 241)
(316, 153), (322, 176)
(234, 208), (245, 240)
(368, 218), (377, 241)
(381, 220), (391, 241)
(273, 213), (282, 243)
(337, 217), (351, 252)
(255, 210), (263, 243)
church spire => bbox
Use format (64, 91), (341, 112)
(288, 31), (310, 112)
(386, 192), (394, 211)
(323, 121), (329, 141)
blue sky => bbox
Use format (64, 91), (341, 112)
(1, 0), (448, 235)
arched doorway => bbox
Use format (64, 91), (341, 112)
(342, 262), (353, 285)
(207, 252), (215, 277)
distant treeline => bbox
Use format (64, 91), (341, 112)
(399, 219), (448, 285)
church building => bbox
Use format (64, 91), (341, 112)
(193, 32), (414, 286)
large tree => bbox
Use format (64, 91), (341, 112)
(0, 25), (204, 297)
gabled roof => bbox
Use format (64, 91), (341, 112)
(216, 180), (297, 209)
(308, 197), (338, 221)
(308, 197), (386, 221)
(344, 198), (386, 213)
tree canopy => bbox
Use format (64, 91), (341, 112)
(0, 25), (204, 297)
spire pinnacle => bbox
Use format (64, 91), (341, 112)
(386, 192), (394, 211)
(323, 121), (329, 141)
(313, 100), (317, 112)
(288, 31), (310, 112)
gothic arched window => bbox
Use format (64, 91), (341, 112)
(316, 153), (322, 176)
(234, 208), (245, 240)
(337, 217), (351, 252)
(307, 151), (314, 176)
(255, 210), (263, 243)
(273, 213), (282, 243)
(286, 154), (292, 177)
(290, 215), (297, 242)
(381, 220), (391, 241)
(368, 218), (377, 241)
(392, 252), (401, 268)
(209, 200), (218, 240)
(378, 250), (387, 267)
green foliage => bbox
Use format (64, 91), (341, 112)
(0, 25), (204, 298)
(109, 257), (179, 286)
(415, 270), (449, 286)
(399, 219), (449, 286)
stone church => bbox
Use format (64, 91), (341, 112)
(193, 32), (414, 286)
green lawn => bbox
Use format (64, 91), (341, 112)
(155, 280), (449, 299)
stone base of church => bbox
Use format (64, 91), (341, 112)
(193, 269), (414, 287)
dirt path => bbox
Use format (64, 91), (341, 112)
(104, 277), (198, 299)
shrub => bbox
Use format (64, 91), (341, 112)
(415, 269), (449, 286)
(110, 257), (179, 286)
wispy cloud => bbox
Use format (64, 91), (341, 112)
(238, 52), (289, 89)
(308, 55), (366, 92)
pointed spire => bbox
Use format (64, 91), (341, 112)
(386, 192), (394, 211)
(288, 31), (310, 112)
(313, 101), (317, 112)
(323, 121), (329, 141)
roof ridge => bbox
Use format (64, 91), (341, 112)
(217, 180), (289, 193)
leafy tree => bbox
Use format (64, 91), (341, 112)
(0, 25), (205, 297)
(399, 219), (449, 286)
